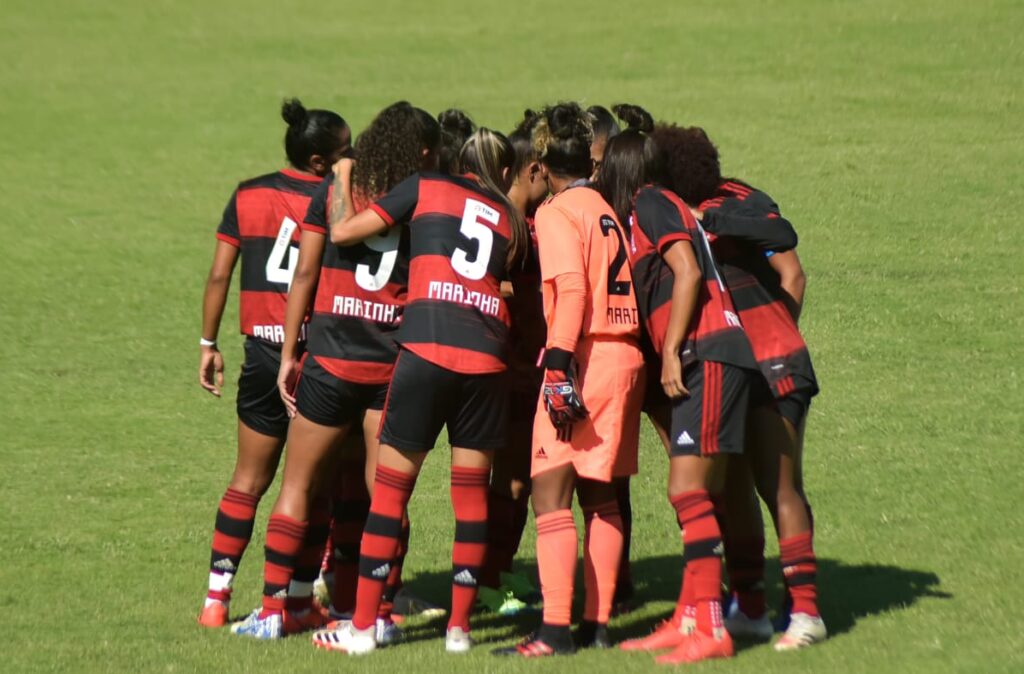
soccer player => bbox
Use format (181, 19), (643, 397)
(598, 106), (760, 664)
(655, 124), (825, 650)
(230, 102), (441, 641)
(310, 128), (529, 655)
(586, 105), (620, 179)
(436, 109), (476, 175)
(197, 99), (351, 628)
(496, 103), (644, 657)
(477, 110), (548, 614)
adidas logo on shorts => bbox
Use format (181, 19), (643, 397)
(371, 563), (391, 579)
(535, 447), (547, 459)
(453, 569), (477, 586)
(677, 431), (695, 446)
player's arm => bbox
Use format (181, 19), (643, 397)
(277, 228), (325, 417)
(331, 172), (419, 246)
(200, 191), (243, 397)
(769, 249), (806, 323)
(659, 242), (702, 399)
(697, 208), (798, 252)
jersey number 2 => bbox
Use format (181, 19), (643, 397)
(452, 199), (497, 280)
(599, 216), (631, 296)
(266, 217), (299, 288)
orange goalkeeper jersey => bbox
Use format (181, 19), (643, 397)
(534, 185), (640, 345)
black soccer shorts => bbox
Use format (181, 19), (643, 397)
(669, 360), (752, 457)
(294, 354), (389, 428)
(236, 337), (292, 439)
(379, 348), (509, 453)
(750, 372), (812, 429)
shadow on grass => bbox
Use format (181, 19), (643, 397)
(398, 555), (950, 645)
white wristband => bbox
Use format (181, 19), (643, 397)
(199, 337), (217, 347)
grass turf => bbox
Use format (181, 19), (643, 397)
(1, 0), (1022, 671)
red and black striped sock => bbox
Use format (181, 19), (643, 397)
(672, 490), (724, 638)
(287, 497), (330, 613)
(449, 466), (489, 631)
(380, 517), (409, 618)
(330, 465), (370, 615)
(780, 531), (818, 617)
(261, 514), (307, 618)
(352, 466), (416, 630)
(207, 488), (260, 603)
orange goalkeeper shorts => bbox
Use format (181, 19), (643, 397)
(531, 338), (645, 482)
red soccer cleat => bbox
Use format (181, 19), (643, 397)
(197, 601), (229, 628)
(655, 630), (734, 665)
(283, 608), (327, 634)
(619, 619), (686, 652)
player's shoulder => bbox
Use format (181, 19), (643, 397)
(238, 168), (321, 197)
(712, 179), (781, 216)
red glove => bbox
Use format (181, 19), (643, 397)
(541, 347), (588, 441)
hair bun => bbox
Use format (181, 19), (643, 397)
(281, 98), (308, 127)
(612, 103), (654, 134)
(548, 104), (588, 140)
(438, 108), (475, 136)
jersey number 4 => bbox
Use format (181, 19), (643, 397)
(266, 217), (299, 288)
(599, 216), (631, 296)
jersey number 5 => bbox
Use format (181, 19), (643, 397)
(452, 199), (497, 281)
(599, 216), (631, 296)
(266, 216), (299, 288)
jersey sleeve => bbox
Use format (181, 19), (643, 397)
(215, 190), (240, 246)
(701, 190), (797, 252)
(635, 188), (690, 255)
(370, 174), (420, 227)
(534, 203), (585, 281)
(301, 176), (332, 235)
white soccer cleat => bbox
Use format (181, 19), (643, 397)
(375, 617), (404, 646)
(445, 626), (473, 653)
(724, 602), (773, 641)
(773, 612), (827, 651)
(311, 620), (377, 655)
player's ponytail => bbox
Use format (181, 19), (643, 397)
(596, 106), (661, 228)
(532, 102), (594, 179)
(280, 97), (348, 174)
(612, 103), (654, 134)
(437, 108), (476, 175)
(459, 128), (529, 271)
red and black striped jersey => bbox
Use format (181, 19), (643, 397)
(370, 172), (513, 375)
(700, 180), (818, 399)
(216, 168), (320, 343)
(506, 220), (545, 393)
(627, 186), (756, 370)
(300, 176), (408, 385)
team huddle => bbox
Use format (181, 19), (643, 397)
(196, 98), (823, 663)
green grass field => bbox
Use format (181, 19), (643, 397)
(2, 0), (1022, 671)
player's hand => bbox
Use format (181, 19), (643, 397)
(661, 352), (689, 400)
(541, 348), (588, 441)
(199, 345), (225, 397)
(277, 357), (300, 418)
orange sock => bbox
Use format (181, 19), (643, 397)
(582, 501), (623, 623)
(536, 510), (577, 626)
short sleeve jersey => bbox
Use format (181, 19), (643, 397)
(300, 176), (409, 384)
(370, 172), (513, 375)
(627, 186), (756, 370)
(700, 180), (818, 398)
(215, 168), (321, 343)
(534, 186), (640, 344)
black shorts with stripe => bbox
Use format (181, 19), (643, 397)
(379, 348), (508, 453)
(237, 337), (295, 439)
(750, 372), (813, 429)
(294, 354), (388, 428)
(669, 360), (752, 457)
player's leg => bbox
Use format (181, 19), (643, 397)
(201, 338), (288, 627)
(657, 362), (749, 664)
(612, 476), (635, 614)
(327, 437), (369, 618)
(577, 477), (623, 649)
